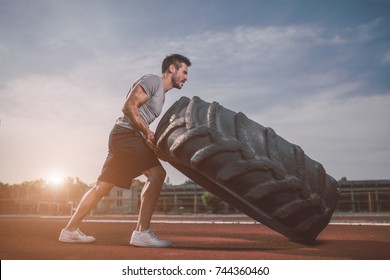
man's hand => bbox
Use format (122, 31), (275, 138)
(145, 131), (159, 153)
(145, 131), (168, 161)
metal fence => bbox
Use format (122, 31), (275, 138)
(337, 191), (390, 212)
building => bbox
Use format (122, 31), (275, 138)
(95, 182), (234, 215)
(94, 185), (141, 215)
(337, 180), (390, 212)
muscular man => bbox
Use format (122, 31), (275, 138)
(59, 54), (191, 247)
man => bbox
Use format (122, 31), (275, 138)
(59, 54), (191, 247)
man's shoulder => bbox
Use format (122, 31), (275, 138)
(140, 74), (161, 84)
(137, 74), (163, 97)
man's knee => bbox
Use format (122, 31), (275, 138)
(145, 166), (166, 183)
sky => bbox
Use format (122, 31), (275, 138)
(1, 0), (389, 185)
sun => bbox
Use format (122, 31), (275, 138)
(47, 172), (65, 186)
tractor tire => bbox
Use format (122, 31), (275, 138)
(155, 96), (339, 244)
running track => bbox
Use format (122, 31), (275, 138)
(1, 214), (389, 260)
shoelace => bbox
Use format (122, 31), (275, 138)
(76, 229), (86, 236)
(147, 230), (161, 240)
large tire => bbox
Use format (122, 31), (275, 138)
(155, 96), (339, 244)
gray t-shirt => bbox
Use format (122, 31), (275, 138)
(116, 74), (165, 130)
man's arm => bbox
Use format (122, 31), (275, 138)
(122, 84), (159, 153)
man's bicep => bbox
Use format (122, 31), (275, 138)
(125, 84), (149, 107)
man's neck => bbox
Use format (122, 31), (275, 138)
(162, 74), (173, 93)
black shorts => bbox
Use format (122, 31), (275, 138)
(98, 125), (161, 189)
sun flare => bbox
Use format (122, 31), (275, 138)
(47, 173), (65, 185)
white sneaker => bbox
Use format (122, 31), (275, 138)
(130, 229), (171, 248)
(59, 228), (96, 243)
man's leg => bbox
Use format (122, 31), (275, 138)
(59, 180), (114, 243)
(136, 165), (166, 232)
(65, 180), (114, 231)
(130, 165), (170, 247)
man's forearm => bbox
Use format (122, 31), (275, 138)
(123, 104), (159, 153)
(123, 105), (151, 136)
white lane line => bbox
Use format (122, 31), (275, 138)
(83, 219), (390, 226)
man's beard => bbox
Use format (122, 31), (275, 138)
(171, 73), (183, 89)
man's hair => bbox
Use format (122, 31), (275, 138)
(162, 54), (192, 73)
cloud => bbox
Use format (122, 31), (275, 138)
(159, 23), (386, 115)
(352, 17), (387, 43)
(251, 90), (390, 181)
(383, 50), (390, 64)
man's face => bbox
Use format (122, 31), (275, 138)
(172, 63), (189, 89)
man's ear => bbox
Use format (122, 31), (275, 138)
(169, 64), (176, 73)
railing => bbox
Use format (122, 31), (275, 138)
(1, 185), (390, 215)
(336, 191), (390, 213)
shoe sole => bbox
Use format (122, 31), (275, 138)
(130, 241), (171, 248)
(59, 238), (96, 243)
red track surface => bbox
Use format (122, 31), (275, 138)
(1, 214), (389, 260)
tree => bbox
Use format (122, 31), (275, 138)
(339, 177), (348, 182)
(202, 192), (223, 213)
